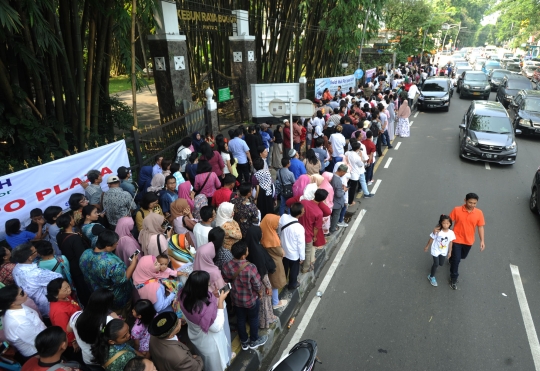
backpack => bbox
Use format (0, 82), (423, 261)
(370, 121), (380, 137)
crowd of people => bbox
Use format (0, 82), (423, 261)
(0, 68), (419, 371)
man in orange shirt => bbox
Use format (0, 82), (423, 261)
(447, 193), (486, 290)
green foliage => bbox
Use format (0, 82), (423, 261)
(493, 0), (538, 47)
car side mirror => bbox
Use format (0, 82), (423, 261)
(459, 123), (466, 129)
(515, 129), (522, 135)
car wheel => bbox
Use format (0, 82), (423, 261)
(530, 187), (539, 213)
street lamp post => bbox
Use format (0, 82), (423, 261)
(441, 23), (465, 52)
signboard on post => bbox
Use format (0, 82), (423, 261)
(314, 74), (355, 99)
(0, 141), (130, 239)
(218, 87), (232, 102)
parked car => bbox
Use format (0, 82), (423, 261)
(496, 75), (534, 107)
(529, 167), (540, 214)
(500, 58), (515, 69)
(457, 71), (490, 99)
(503, 53), (514, 59)
(506, 62), (522, 74)
(507, 90), (540, 135)
(522, 65), (540, 79)
(458, 101), (520, 165)
(474, 58), (487, 70)
(488, 69), (511, 91)
(417, 77), (454, 112)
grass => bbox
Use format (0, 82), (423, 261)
(109, 75), (155, 94)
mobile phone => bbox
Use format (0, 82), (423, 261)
(0, 341), (8, 354)
(129, 249), (141, 261)
(165, 225), (173, 233)
(219, 283), (231, 295)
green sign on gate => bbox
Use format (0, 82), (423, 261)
(218, 87), (232, 102)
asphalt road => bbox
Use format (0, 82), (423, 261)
(267, 90), (540, 371)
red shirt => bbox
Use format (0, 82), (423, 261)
(212, 188), (233, 208)
(361, 139), (376, 158)
(283, 127), (292, 148)
(285, 196), (323, 243)
(49, 298), (81, 344)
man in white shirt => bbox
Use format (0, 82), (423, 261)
(407, 81), (419, 109)
(193, 205), (215, 248)
(378, 102), (393, 149)
(329, 125), (346, 166)
(279, 203), (306, 290)
(11, 242), (62, 316)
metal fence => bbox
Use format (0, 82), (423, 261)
(128, 100), (207, 175)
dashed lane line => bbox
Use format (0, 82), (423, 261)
(370, 179), (382, 194)
(414, 111), (419, 118)
(485, 163), (491, 170)
(409, 121), (414, 126)
(384, 157), (393, 169)
(394, 142), (402, 150)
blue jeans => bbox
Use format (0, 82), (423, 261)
(272, 289), (279, 306)
(365, 163), (374, 182)
(382, 130), (391, 147)
(235, 299), (260, 343)
(331, 156), (343, 169)
(359, 173), (370, 195)
(280, 194), (290, 215)
(339, 204), (347, 223)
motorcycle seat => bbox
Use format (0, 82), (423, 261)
(273, 347), (311, 371)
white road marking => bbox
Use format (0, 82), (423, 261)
(414, 112), (419, 118)
(485, 163), (491, 170)
(510, 264), (540, 370)
(370, 179), (382, 194)
(384, 157), (393, 168)
(409, 121), (414, 126)
(394, 142), (402, 150)
(282, 210), (367, 357)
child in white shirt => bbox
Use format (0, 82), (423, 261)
(424, 215), (456, 287)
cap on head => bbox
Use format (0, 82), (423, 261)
(117, 166), (130, 179)
(148, 312), (179, 339)
(288, 149), (297, 158)
(107, 175), (120, 184)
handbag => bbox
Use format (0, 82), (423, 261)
(278, 169), (293, 199)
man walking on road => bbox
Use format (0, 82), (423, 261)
(445, 193), (486, 290)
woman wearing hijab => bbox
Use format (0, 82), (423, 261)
(271, 125), (283, 169)
(260, 215), (288, 310)
(215, 202), (241, 250)
(396, 99), (411, 138)
(193, 194), (209, 221)
(137, 166), (153, 201)
(245, 225), (277, 328)
(170, 199), (197, 247)
(177, 181), (195, 211)
(292, 174), (311, 198)
(179, 271), (233, 371)
(138, 213), (173, 256)
(320, 172), (335, 234)
(253, 158), (274, 220)
(133, 255), (176, 313)
(192, 131), (205, 154)
(192, 239), (226, 293)
(230, 183), (259, 239)
(115, 217), (141, 266)
(147, 173), (165, 194)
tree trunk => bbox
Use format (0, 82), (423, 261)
(85, 15), (96, 136)
(91, 13), (112, 135)
(72, 0), (86, 147)
(0, 59), (22, 119)
(131, 0), (138, 128)
(137, 19), (150, 80)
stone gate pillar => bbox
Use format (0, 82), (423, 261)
(229, 10), (257, 121)
(148, 0), (192, 120)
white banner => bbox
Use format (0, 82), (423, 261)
(0, 140), (130, 239)
(314, 74), (356, 100)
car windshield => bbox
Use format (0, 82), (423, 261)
(508, 79), (532, 89)
(525, 66), (537, 71)
(507, 64), (521, 72)
(524, 99), (540, 112)
(422, 82), (447, 92)
(486, 63), (500, 68)
(492, 71), (509, 79)
(470, 115), (512, 134)
(466, 74), (487, 81)
(456, 63), (469, 67)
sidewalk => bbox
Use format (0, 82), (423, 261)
(114, 85), (160, 127)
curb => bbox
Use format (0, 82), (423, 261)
(227, 227), (346, 371)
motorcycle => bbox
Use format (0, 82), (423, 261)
(269, 339), (321, 371)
